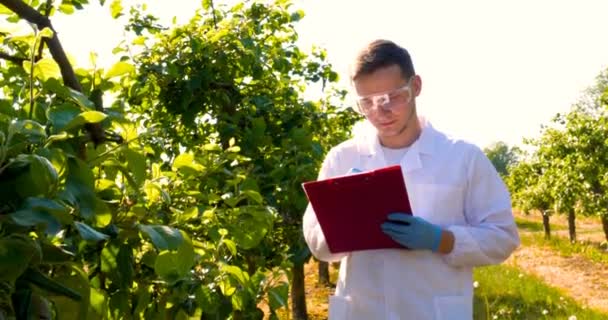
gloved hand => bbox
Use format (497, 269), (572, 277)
(381, 213), (443, 252)
(346, 168), (362, 174)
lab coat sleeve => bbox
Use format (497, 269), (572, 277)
(303, 149), (349, 263)
(442, 146), (520, 267)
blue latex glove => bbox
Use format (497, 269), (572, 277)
(381, 213), (443, 252)
(346, 168), (362, 174)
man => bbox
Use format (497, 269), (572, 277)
(302, 39), (520, 319)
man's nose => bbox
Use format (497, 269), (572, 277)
(373, 95), (389, 107)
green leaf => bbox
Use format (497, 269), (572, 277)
(23, 58), (61, 81)
(41, 242), (75, 264)
(9, 197), (71, 234)
(23, 268), (81, 300)
(172, 152), (205, 175)
(101, 244), (117, 275)
(74, 221), (109, 242)
(100, 243), (133, 292)
(110, 0), (123, 18)
(21, 196), (71, 224)
(203, 143), (221, 151)
(47, 103), (81, 133)
(221, 239), (237, 256)
(39, 27), (54, 39)
(154, 238), (195, 284)
(10, 209), (61, 234)
(123, 148), (146, 187)
(221, 265), (249, 286)
(67, 89), (96, 110)
(45, 131), (70, 145)
(63, 111), (107, 131)
(290, 10), (305, 22)
(9, 119), (47, 144)
(105, 61), (134, 79)
(44, 80), (95, 110)
(230, 206), (275, 249)
(0, 99), (15, 117)
(116, 244), (134, 289)
(58, 4), (75, 14)
(94, 197), (112, 227)
(202, 0), (212, 10)
(195, 286), (218, 314)
(241, 190), (263, 204)
(21, 155), (59, 197)
(138, 224), (183, 251)
(89, 287), (108, 318)
(101, 158), (139, 191)
(116, 122), (138, 142)
(226, 146), (241, 153)
(108, 290), (130, 319)
(218, 277), (236, 296)
(0, 234), (41, 283)
(268, 282), (289, 311)
(0, 155), (46, 199)
(231, 290), (246, 311)
(45, 266), (90, 320)
(132, 36), (146, 45)
(133, 286), (151, 317)
(0, 4), (13, 14)
(142, 181), (170, 205)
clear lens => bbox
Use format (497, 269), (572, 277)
(356, 84), (412, 115)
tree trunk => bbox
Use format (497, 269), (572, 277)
(567, 210), (576, 243)
(601, 214), (608, 243)
(291, 262), (308, 320)
(542, 210), (551, 239)
(318, 260), (330, 287)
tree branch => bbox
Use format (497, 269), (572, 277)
(37, 0), (54, 60)
(0, 0), (107, 147)
(209, 0), (218, 29)
(0, 0), (82, 92)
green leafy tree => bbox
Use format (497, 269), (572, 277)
(506, 154), (554, 239)
(114, 1), (359, 319)
(509, 65), (608, 244)
(0, 0), (358, 319)
(483, 141), (520, 177)
(535, 125), (582, 243)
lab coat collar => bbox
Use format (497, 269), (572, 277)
(353, 116), (437, 158)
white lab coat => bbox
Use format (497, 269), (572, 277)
(303, 117), (520, 320)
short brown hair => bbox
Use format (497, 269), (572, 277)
(351, 39), (415, 81)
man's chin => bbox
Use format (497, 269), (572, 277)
(378, 125), (405, 136)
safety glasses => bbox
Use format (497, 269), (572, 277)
(355, 77), (414, 115)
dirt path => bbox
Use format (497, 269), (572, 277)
(506, 234), (608, 313)
(510, 212), (608, 312)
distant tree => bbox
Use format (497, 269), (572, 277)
(483, 141), (520, 176)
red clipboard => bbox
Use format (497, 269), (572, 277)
(302, 165), (412, 253)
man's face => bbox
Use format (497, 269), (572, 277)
(353, 64), (421, 142)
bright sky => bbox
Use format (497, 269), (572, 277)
(44, 0), (608, 148)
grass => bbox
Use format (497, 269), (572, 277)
(515, 213), (608, 264)
(517, 229), (608, 265)
(515, 216), (568, 232)
(473, 264), (607, 319)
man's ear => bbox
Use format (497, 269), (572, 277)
(413, 75), (422, 97)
